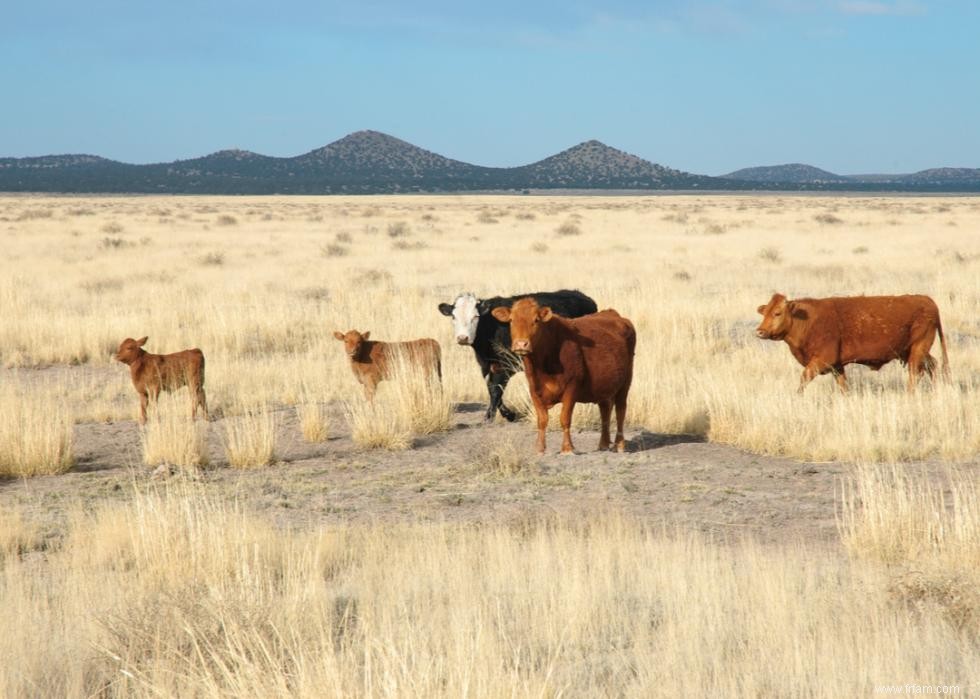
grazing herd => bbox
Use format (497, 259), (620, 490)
(115, 288), (951, 454)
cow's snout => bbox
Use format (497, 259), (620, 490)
(456, 335), (470, 345)
(756, 328), (768, 339)
(512, 339), (531, 355)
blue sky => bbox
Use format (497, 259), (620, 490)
(2, 1), (977, 174)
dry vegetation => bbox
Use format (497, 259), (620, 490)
(1, 194), (979, 694)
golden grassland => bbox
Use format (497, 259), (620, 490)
(2, 194), (980, 695)
(0, 469), (977, 697)
(2, 193), (980, 466)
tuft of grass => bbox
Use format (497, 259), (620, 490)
(321, 243), (349, 258)
(814, 212), (844, 225)
(101, 221), (124, 234)
(758, 246), (782, 263)
(215, 214), (238, 226)
(296, 402), (330, 443)
(223, 406), (277, 468)
(555, 220), (582, 236)
(530, 241), (548, 254)
(472, 437), (533, 476)
(0, 387), (73, 477)
(140, 398), (210, 469)
(200, 251), (225, 266)
(387, 221), (410, 238)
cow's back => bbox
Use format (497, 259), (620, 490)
(561, 310), (635, 402)
(156, 348), (205, 389)
(833, 295), (939, 364)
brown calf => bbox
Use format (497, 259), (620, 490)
(333, 330), (442, 400)
(115, 336), (208, 424)
(755, 293), (950, 392)
(491, 299), (636, 455)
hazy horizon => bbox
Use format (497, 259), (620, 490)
(3, 1), (978, 176)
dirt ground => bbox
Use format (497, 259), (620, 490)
(3, 376), (966, 548)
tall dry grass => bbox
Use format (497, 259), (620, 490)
(2, 194), (980, 462)
(344, 353), (451, 450)
(0, 488), (977, 697)
(222, 405), (277, 467)
(140, 395), (210, 468)
(0, 384), (73, 477)
(841, 464), (980, 633)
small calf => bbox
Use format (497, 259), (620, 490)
(333, 330), (441, 400)
(115, 336), (208, 424)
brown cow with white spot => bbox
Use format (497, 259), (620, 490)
(491, 299), (636, 455)
(115, 336), (208, 424)
(333, 330), (441, 400)
(755, 293), (950, 392)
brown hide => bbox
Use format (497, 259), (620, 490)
(333, 330), (441, 400)
(115, 337), (208, 424)
(755, 293), (950, 392)
(491, 299), (635, 454)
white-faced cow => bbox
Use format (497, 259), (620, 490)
(438, 289), (597, 421)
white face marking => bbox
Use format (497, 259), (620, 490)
(450, 293), (481, 345)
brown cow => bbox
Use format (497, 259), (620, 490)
(333, 330), (442, 400)
(755, 293), (950, 393)
(115, 336), (208, 424)
(491, 299), (636, 455)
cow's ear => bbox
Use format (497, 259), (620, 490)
(476, 300), (490, 315)
(538, 307), (553, 322)
(438, 303), (453, 316)
(362, 331), (370, 341)
(136, 336), (148, 347)
(491, 307), (511, 323)
(757, 305), (766, 315)
(788, 302), (806, 319)
(333, 331), (344, 341)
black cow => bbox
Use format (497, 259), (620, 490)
(438, 289), (598, 421)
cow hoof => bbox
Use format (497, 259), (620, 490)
(499, 408), (518, 422)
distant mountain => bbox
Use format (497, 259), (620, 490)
(511, 140), (713, 189)
(1, 134), (978, 193)
(723, 163), (851, 184)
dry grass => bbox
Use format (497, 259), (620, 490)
(343, 356), (450, 449)
(0, 488), (977, 696)
(296, 401), (330, 442)
(0, 384), (73, 477)
(1, 194), (980, 463)
(140, 396), (210, 468)
(222, 405), (277, 467)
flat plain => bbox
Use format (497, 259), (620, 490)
(1, 194), (979, 697)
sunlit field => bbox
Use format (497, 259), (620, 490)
(2, 194), (980, 696)
(2, 194), (979, 462)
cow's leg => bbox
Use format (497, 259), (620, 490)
(533, 401), (549, 454)
(196, 385), (209, 421)
(597, 400), (613, 451)
(488, 366), (517, 422)
(363, 379), (377, 402)
(798, 362), (822, 393)
(558, 394), (576, 455)
(907, 348), (927, 392)
(833, 365), (847, 394)
(138, 390), (149, 425)
(613, 390), (628, 453)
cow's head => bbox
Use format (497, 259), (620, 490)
(333, 330), (370, 359)
(491, 298), (552, 356)
(116, 336), (148, 364)
(438, 293), (483, 345)
(756, 293), (797, 340)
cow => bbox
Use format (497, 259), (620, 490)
(333, 330), (441, 400)
(437, 289), (598, 422)
(115, 336), (208, 424)
(755, 293), (950, 393)
(491, 299), (636, 455)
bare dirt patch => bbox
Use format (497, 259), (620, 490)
(2, 398), (962, 546)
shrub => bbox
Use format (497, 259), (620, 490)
(223, 407), (277, 468)
(555, 221), (582, 236)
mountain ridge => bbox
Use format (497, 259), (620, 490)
(1, 132), (978, 193)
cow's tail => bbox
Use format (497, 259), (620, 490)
(937, 317), (951, 384)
